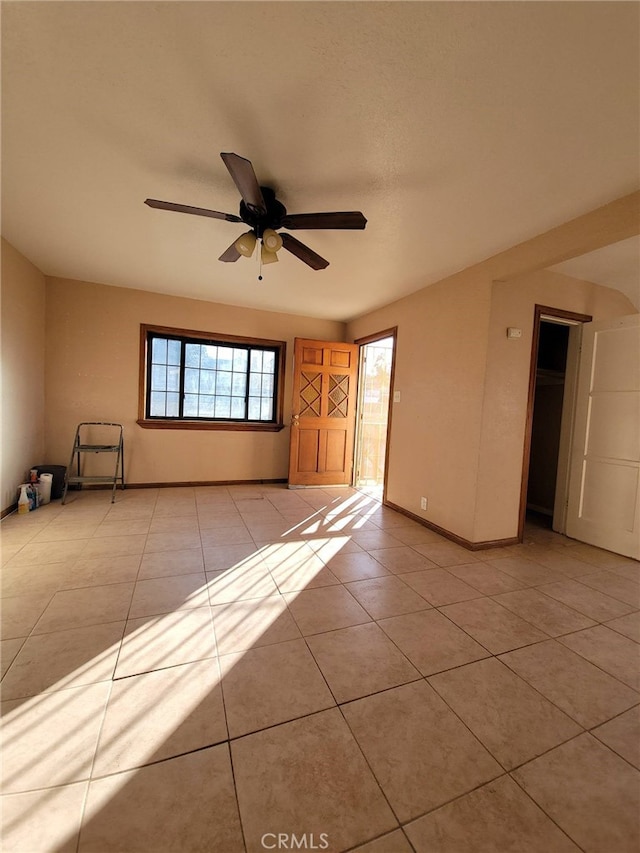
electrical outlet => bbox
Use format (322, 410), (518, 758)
(420, 497), (428, 510)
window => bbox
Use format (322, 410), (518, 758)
(138, 325), (286, 431)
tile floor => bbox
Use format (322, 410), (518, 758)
(1, 484), (639, 852)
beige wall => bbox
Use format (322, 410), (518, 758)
(348, 270), (635, 544)
(1, 239), (47, 512)
(347, 277), (493, 541)
(45, 278), (345, 485)
(348, 194), (639, 544)
(474, 270), (636, 542)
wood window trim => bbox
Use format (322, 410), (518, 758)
(137, 323), (286, 432)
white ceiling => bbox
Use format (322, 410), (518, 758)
(2, 2), (639, 321)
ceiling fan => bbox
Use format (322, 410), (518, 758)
(145, 152), (367, 271)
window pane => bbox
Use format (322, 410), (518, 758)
(201, 345), (217, 369)
(199, 370), (216, 394)
(185, 344), (201, 368)
(166, 393), (180, 417)
(261, 398), (273, 420)
(167, 340), (181, 365)
(232, 373), (247, 395)
(262, 373), (274, 397)
(184, 394), (199, 417)
(216, 372), (232, 395)
(231, 397), (245, 419)
(233, 349), (248, 371)
(151, 364), (166, 391)
(217, 347), (233, 371)
(199, 395), (215, 417)
(184, 368), (200, 393)
(249, 374), (262, 396)
(152, 338), (167, 363)
(167, 366), (180, 392)
(214, 396), (231, 418)
(150, 391), (166, 416)
(250, 350), (263, 372)
(248, 397), (261, 419)
(263, 350), (275, 372)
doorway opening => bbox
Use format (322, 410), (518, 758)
(354, 330), (396, 498)
(526, 320), (571, 529)
(519, 305), (591, 539)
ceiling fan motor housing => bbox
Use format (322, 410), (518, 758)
(240, 187), (286, 236)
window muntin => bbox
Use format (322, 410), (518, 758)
(139, 325), (285, 430)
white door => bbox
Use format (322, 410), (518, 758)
(566, 313), (640, 558)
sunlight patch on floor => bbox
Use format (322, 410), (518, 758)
(1, 507), (358, 828)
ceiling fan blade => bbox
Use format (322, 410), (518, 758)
(220, 153), (267, 215)
(144, 198), (242, 222)
(219, 240), (241, 263)
(281, 233), (329, 270)
(282, 212), (367, 230)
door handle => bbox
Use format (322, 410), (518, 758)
(292, 414), (300, 427)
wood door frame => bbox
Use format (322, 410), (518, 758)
(518, 305), (592, 540)
(354, 327), (397, 501)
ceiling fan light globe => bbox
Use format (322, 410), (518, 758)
(235, 231), (257, 257)
(262, 228), (283, 252)
(261, 245), (279, 264)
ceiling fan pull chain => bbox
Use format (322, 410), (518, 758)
(258, 237), (263, 281)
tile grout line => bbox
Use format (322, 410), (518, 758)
(507, 759), (589, 853)
(74, 676), (117, 853)
(203, 609), (248, 853)
(107, 491), (158, 682)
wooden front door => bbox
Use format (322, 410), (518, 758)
(288, 338), (359, 486)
